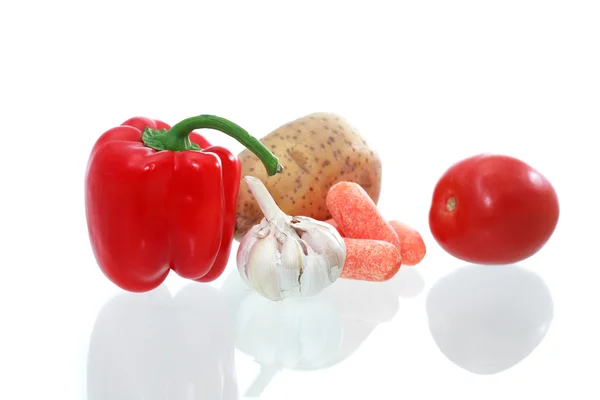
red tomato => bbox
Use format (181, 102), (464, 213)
(429, 154), (559, 264)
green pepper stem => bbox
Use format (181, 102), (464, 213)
(142, 114), (283, 176)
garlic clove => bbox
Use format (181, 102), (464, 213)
(246, 234), (282, 301)
(277, 235), (302, 298)
(300, 226), (344, 260)
(299, 254), (333, 298)
(292, 216), (346, 283)
(237, 224), (263, 287)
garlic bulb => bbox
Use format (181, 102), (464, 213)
(236, 176), (346, 301)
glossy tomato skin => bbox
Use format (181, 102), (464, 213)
(429, 154), (559, 264)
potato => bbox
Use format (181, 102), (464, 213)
(235, 112), (382, 240)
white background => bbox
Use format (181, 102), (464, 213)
(1, 1), (599, 399)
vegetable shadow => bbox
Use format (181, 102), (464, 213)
(219, 265), (424, 397)
(426, 264), (554, 375)
(87, 284), (238, 400)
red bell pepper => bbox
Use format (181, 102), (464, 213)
(85, 114), (282, 292)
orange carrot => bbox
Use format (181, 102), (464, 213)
(326, 182), (400, 249)
(388, 220), (426, 266)
(340, 238), (402, 281)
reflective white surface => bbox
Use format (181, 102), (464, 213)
(426, 265), (553, 375)
(76, 250), (588, 399)
(73, 251), (588, 399)
(230, 267), (424, 397)
(85, 266), (425, 399)
(87, 284), (239, 400)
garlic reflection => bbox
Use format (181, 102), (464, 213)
(236, 176), (346, 301)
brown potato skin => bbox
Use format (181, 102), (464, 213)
(235, 112), (382, 240)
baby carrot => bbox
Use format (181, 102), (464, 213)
(326, 182), (400, 249)
(388, 220), (426, 266)
(341, 238), (402, 281)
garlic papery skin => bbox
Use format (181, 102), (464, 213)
(236, 176), (346, 301)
